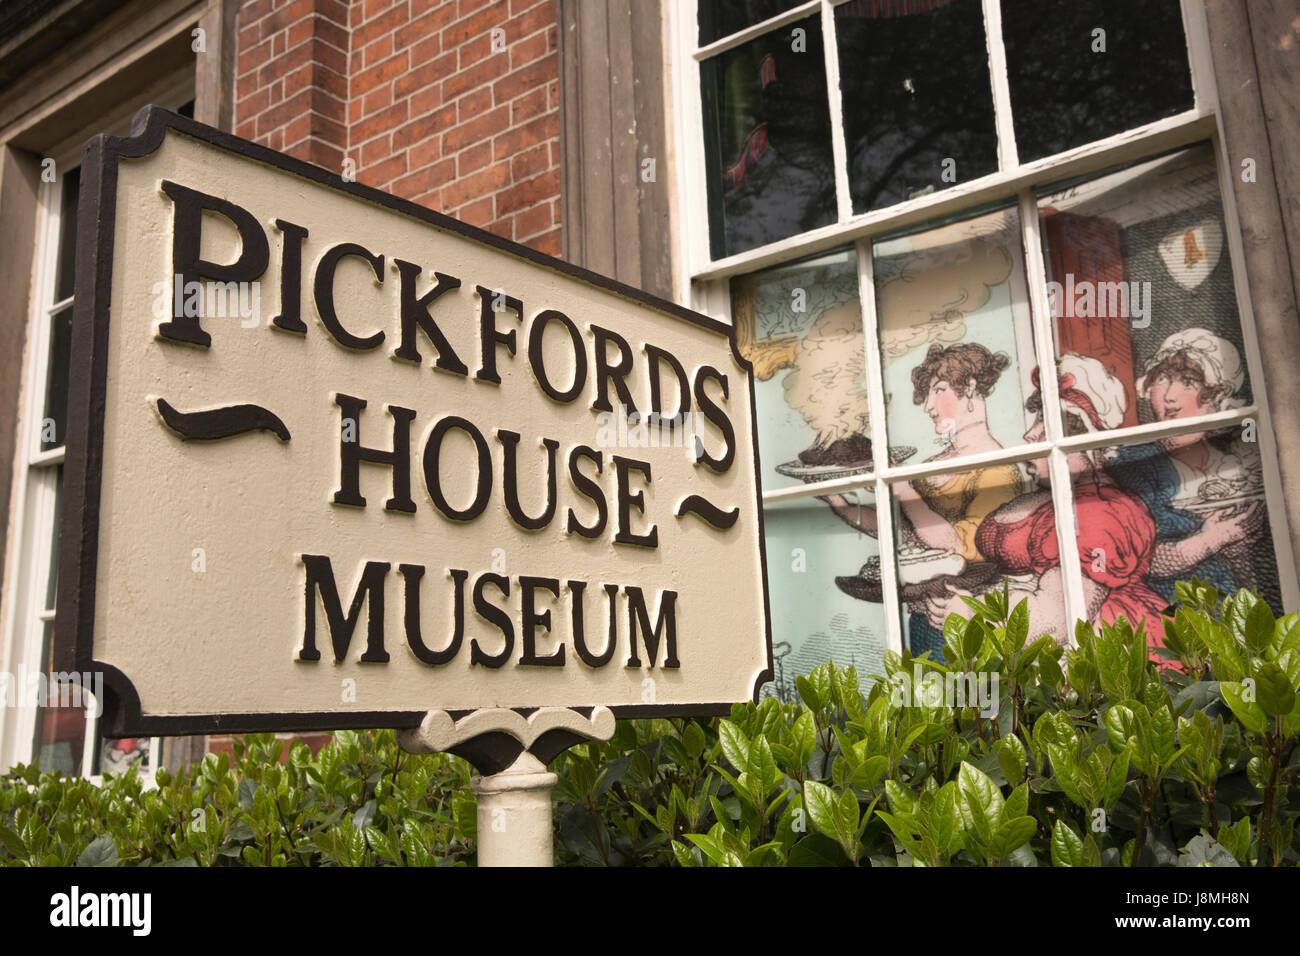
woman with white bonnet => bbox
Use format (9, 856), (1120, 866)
(919, 354), (1170, 659)
(1105, 328), (1266, 603)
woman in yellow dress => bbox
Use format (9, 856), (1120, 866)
(820, 342), (1023, 659)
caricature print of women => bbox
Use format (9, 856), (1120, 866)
(1104, 329), (1266, 603)
(920, 355), (1173, 663)
(819, 342), (1023, 659)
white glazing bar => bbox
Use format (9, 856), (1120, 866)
(763, 406), (1258, 505)
(764, 421), (1273, 509)
(29, 447), (65, 468)
(820, 0), (854, 223)
(763, 472), (873, 504)
(875, 474), (904, 655)
(856, 241), (903, 655)
(1019, 189), (1086, 641)
(693, 0), (822, 60)
(1055, 407), (1255, 454)
(982, 0), (1018, 170)
(881, 441), (1050, 483)
(691, 110), (1215, 282)
(81, 716), (97, 779)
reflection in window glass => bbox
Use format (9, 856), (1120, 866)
(1039, 145), (1248, 431)
(42, 307), (74, 452)
(763, 494), (887, 700)
(44, 467), (63, 611)
(888, 465), (1036, 660)
(698, 0), (802, 46)
(32, 623), (88, 774)
(1103, 433), (1281, 618)
(875, 206), (1036, 460)
(94, 735), (151, 778)
(732, 248), (867, 490)
(1002, 0), (1194, 162)
(54, 166), (80, 303)
(701, 16), (836, 258)
(836, 0), (998, 212)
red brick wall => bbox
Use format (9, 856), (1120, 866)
(233, 0), (561, 255)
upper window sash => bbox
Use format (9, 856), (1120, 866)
(676, 0), (1216, 280)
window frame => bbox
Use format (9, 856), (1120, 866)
(666, 0), (1299, 657)
(0, 78), (197, 777)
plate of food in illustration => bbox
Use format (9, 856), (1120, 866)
(834, 554), (1000, 603)
(776, 438), (917, 481)
(1172, 475), (1264, 515)
(898, 546), (966, 584)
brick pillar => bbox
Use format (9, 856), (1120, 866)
(233, 0), (561, 254)
(235, 0), (350, 168)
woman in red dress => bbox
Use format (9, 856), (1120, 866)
(920, 354), (1172, 660)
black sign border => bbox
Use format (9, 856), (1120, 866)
(58, 105), (774, 737)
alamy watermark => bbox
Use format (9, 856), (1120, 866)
(1045, 273), (1151, 328)
(889, 663), (999, 718)
(595, 403), (702, 460)
(0, 670), (103, 717)
(151, 273), (261, 328)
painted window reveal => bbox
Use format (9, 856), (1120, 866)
(1001, 0), (1195, 163)
(874, 205), (1037, 460)
(699, 15), (836, 258)
(835, 0), (998, 213)
(732, 247), (867, 491)
(1039, 145), (1250, 430)
(762, 494), (888, 701)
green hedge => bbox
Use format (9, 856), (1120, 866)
(3, 581), (1298, 866)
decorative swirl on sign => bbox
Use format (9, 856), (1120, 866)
(676, 495), (739, 530)
(155, 398), (291, 442)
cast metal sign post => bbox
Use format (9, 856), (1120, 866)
(59, 107), (772, 866)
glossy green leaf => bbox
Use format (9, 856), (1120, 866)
(1253, 661), (1295, 717)
(1051, 820), (1084, 867)
(1222, 681), (1268, 735)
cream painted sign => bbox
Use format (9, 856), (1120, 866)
(59, 107), (772, 736)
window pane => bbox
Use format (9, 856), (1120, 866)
(888, 464), (1074, 660)
(874, 206), (1038, 460)
(699, 0), (802, 46)
(94, 735), (151, 777)
(700, 16), (836, 258)
(41, 306), (74, 451)
(1101, 434), (1282, 619)
(1002, 0), (1194, 163)
(762, 494), (888, 700)
(32, 622), (88, 774)
(1039, 145), (1249, 433)
(44, 466), (63, 611)
(54, 165), (81, 302)
(836, 0), (998, 213)
(732, 247), (868, 490)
